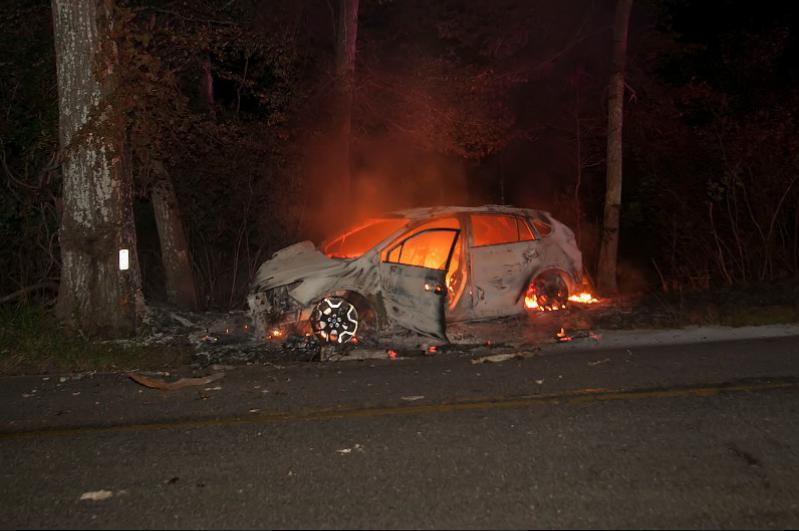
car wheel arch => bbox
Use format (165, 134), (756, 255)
(315, 289), (382, 330)
(516, 267), (577, 305)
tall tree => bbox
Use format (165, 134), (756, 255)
(334, 0), (359, 199)
(597, 0), (633, 295)
(52, 0), (144, 336)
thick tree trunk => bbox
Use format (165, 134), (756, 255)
(597, 0), (633, 296)
(52, 0), (144, 337)
(334, 0), (359, 199)
(151, 178), (197, 309)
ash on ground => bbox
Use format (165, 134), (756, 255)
(126, 298), (648, 368)
(129, 304), (322, 367)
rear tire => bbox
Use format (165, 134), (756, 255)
(532, 273), (569, 311)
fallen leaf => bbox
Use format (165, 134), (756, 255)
(127, 372), (224, 391)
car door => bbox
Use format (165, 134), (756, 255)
(468, 213), (541, 319)
(379, 226), (461, 340)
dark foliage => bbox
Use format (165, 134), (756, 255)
(1, 0), (797, 311)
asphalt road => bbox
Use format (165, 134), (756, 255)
(2, 333), (799, 529)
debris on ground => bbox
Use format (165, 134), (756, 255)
(127, 371), (225, 391)
(588, 358), (611, 366)
(107, 298), (634, 369)
(401, 395), (425, 401)
(336, 444), (364, 454)
(555, 328), (602, 343)
(470, 350), (539, 364)
(79, 490), (114, 501)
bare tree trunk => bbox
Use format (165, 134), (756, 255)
(151, 178), (197, 309)
(52, 0), (144, 337)
(334, 0), (359, 199)
(201, 53), (214, 109)
(573, 68), (583, 248)
(597, 0), (633, 296)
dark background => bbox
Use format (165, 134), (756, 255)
(2, 0), (798, 308)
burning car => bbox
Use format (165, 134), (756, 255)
(248, 205), (585, 343)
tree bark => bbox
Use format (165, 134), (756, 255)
(52, 0), (144, 337)
(151, 178), (197, 309)
(597, 0), (633, 296)
(334, 0), (359, 199)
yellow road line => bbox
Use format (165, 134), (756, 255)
(1, 379), (796, 441)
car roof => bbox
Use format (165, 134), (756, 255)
(388, 204), (552, 222)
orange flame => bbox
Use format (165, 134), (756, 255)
(524, 293), (540, 310)
(568, 292), (599, 304)
(525, 289), (599, 312)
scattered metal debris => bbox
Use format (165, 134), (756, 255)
(470, 350), (539, 364)
(555, 328), (602, 343)
(588, 358), (611, 366)
(336, 443), (364, 455)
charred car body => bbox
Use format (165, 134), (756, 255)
(248, 205), (584, 343)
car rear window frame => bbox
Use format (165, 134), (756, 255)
(470, 213), (537, 248)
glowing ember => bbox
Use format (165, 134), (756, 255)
(387, 349), (398, 360)
(525, 288), (599, 312)
(556, 327), (572, 342)
(427, 345), (437, 354)
(524, 293), (540, 310)
(268, 328), (283, 339)
(568, 292), (599, 304)
(351, 336), (359, 345)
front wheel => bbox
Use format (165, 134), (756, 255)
(310, 296), (359, 344)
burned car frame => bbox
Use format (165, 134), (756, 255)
(247, 205), (584, 343)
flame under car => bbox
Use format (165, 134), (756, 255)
(247, 205), (585, 343)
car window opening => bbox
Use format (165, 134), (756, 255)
(382, 216), (467, 309)
(322, 217), (409, 259)
(389, 229), (459, 271)
(532, 217), (552, 237)
(471, 214), (535, 246)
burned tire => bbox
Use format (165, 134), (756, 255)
(532, 272), (569, 311)
(310, 296), (359, 344)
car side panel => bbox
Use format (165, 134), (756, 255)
(469, 240), (540, 319)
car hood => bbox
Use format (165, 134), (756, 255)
(250, 241), (352, 291)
